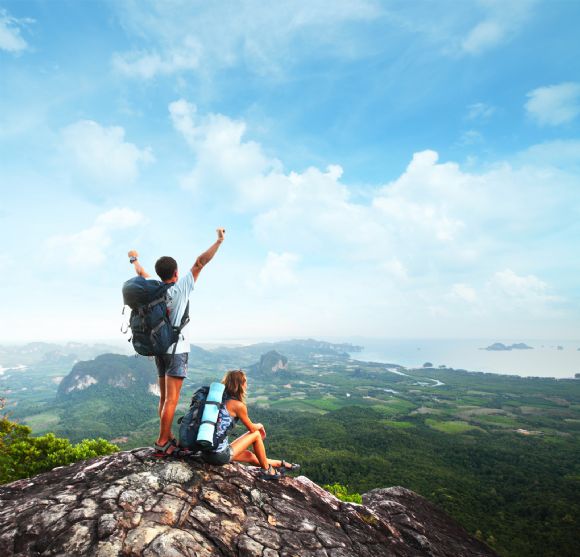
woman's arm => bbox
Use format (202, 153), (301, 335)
(234, 402), (265, 438)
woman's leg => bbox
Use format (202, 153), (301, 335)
(230, 430), (285, 470)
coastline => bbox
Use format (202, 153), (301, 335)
(350, 338), (580, 380)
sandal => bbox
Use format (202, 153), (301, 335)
(258, 464), (282, 481)
(279, 460), (300, 474)
(153, 438), (179, 458)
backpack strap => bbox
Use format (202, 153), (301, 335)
(169, 300), (190, 357)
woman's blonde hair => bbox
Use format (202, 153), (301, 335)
(222, 369), (247, 403)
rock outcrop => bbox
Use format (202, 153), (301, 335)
(249, 351), (289, 376)
(0, 449), (497, 557)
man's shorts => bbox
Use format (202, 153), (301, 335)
(154, 353), (188, 379)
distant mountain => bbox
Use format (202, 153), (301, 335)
(0, 342), (125, 367)
(212, 338), (362, 362)
(248, 350), (288, 376)
(57, 354), (157, 397)
(188, 344), (222, 365)
(482, 342), (534, 351)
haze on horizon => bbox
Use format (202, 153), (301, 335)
(1, 0), (579, 343)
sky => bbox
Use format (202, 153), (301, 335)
(0, 0), (579, 343)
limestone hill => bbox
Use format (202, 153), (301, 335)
(0, 449), (496, 557)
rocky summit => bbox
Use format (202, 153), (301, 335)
(0, 449), (497, 557)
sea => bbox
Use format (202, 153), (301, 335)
(352, 338), (580, 379)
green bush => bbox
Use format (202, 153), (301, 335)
(324, 482), (363, 504)
(0, 416), (118, 485)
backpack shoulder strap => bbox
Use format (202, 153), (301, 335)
(179, 301), (190, 330)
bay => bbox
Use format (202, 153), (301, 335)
(352, 338), (580, 379)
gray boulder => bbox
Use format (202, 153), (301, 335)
(0, 449), (497, 556)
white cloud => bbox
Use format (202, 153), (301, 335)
(61, 120), (154, 185)
(488, 269), (555, 305)
(382, 258), (408, 281)
(462, 20), (503, 54)
(258, 252), (300, 288)
(112, 37), (201, 78)
(166, 103), (578, 336)
(457, 130), (484, 146)
(171, 102), (576, 278)
(451, 283), (478, 303)
(0, 9), (30, 53)
(516, 140), (580, 170)
(443, 269), (562, 322)
(460, 0), (536, 55)
(525, 82), (580, 126)
(170, 99), (284, 208)
(47, 208), (145, 265)
(466, 102), (495, 121)
(112, 0), (382, 78)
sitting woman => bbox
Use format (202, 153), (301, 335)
(202, 369), (299, 479)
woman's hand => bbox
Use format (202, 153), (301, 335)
(252, 423), (266, 439)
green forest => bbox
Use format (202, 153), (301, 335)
(2, 342), (580, 557)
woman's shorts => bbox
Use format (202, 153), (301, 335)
(201, 446), (232, 465)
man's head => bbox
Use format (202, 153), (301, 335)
(155, 256), (178, 282)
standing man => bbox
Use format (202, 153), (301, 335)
(128, 228), (225, 456)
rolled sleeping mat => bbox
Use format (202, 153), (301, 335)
(197, 382), (225, 449)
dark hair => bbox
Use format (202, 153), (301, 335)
(155, 256), (178, 281)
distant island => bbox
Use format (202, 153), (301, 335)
(482, 342), (534, 351)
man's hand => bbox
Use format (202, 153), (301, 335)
(128, 250), (150, 278)
(192, 229), (226, 281)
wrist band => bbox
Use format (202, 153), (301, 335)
(129, 256), (138, 263)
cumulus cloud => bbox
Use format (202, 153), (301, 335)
(171, 102), (576, 275)
(460, 0), (536, 55)
(525, 82), (580, 126)
(47, 208), (145, 265)
(488, 269), (556, 305)
(444, 269), (561, 322)
(61, 120), (154, 185)
(170, 99), (284, 208)
(167, 102), (575, 334)
(0, 8), (31, 53)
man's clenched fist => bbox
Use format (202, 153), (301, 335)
(216, 228), (226, 242)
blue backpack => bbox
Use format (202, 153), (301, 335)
(178, 384), (236, 452)
(122, 276), (189, 357)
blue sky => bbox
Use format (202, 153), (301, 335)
(1, 0), (579, 342)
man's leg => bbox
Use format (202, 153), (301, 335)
(154, 356), (166, 418)
(157, 376), (166, 417)
(156, 375), (184, 447)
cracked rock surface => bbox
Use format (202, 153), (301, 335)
(0, 449), (497, 556)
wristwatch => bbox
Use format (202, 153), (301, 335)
(129, 256), (138, 264)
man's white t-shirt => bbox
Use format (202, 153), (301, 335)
(165, 270), (194, 355)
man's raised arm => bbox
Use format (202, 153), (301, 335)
(128, 250), (150, 278)
(191, 228), (225, 282)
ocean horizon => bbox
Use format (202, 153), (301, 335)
(350, 338), (580, 379)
